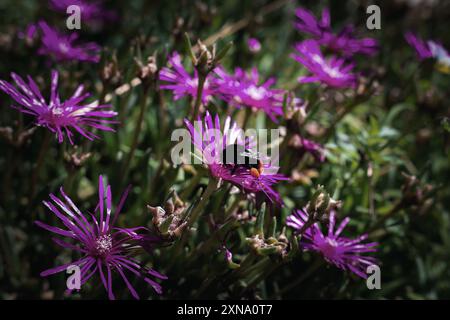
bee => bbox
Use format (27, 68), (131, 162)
(221, 143), (264, 178)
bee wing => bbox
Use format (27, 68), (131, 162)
(239, 150), (261, 159)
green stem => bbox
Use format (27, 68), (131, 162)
(191, 74), (206, 122)
(187, 178), (217, 228)
(180, 172), (201, 200)
(275, 258), (324, 298)
(368, 200), (404, 235)
(29, 131), (51, 204)
(121, 87), (149, 177)
(167, 179), (217, 271)
(321, 96), (365, 142)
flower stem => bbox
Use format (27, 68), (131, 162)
(296, 216), (316, 236)
(121, 87), (149, 177)
(187, 178), (217, 228)
(275, 258), (324, 297)
(29, 131), (51, 204)
(191, 74), (206, 122)
(167, 179), (217, 271)
(321, 96), (366, 141)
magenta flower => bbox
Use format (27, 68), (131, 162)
(0, 70), (117, 144)
(247, 38), (261, 53)
(184, 112), (288, 204)
(405, 32), (433, 60)
(18, 23), (38, 43)
(292, 40), (357, 88)
(49, 0), (117, 25)
(214, 67), (284, 122)
(287, 209), (378, 278)
(36, 175), (167, 299)
(295, 7), (378, 57)
(37, 21), (100, 63)
(405, 32), (450, 69)
(159, 51), (217, 104)
(290, 134), (326, 163)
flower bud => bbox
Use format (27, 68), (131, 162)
(147, 191), (188, 241)
(307, 185), (341, 222)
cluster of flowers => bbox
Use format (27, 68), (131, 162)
(159, 52), (287, 122)
(7, 2), (446, 299)
(290, 7), (378, 88)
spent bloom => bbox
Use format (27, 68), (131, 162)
(0, 70), (117, 144)
(295, 7), (378, 57)
(292, 40), (357, 88)
(214, 67), (285, 122)
(159, 51), (217, 104)
(184, 112), (288, 204)
(287, 209), (378, 278)
(36, 175), (167, 299)
(37, 21), (101, 63)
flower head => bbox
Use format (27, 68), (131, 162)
(215, 67), (284, 122)
(428, 41), (450, 73)
(405, 32), (433, 60)
(405, 33), (450, 73)
(37, 21), (100, 63)
(292, 40), (357, 88)
(0, 70), (117, 144)
(287, 209), (378, 278)
(159, 51), (217, 104)
(295, 7), (378, 57)
(36, 175), (167, 299)
(288, 134), (326, 163)
(184, 112), (288, 204)
(18, 23), (38, 44)
(247, 38), (261, 53)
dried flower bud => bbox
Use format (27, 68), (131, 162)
(64, 147), (92, 169)
(101, 54), (122, 86)
(147, 191), (188, 241)
(401, 173), (435, 213)
(135, 54), (158, 81)
(247, 234), (288, 258)
(184, 33), (232, 78)
(307, 185), (341, 222)
(0, 126), (37, 148)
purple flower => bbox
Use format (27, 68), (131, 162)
(289, 134), (326, 163)
(184, 112), (288, 204)
(428, 41), (450, 72)
(36, 175), (167, 299)
(292, 40), (357, 88)
(404, 33), (450, 72)
(405, 32), (433, 60)
(18, 23), (38, 43)
(303, 138), (325, 162)
(295, 7), (330, 38)
(247, 38), (261, 53)
(159, 51), (217, 104)
(49, 0), (117, 25)
(37, 21), (101, 63)
(0, 70), (117, 144)
(295, 7), (378, 57)
(287, 209), (378, 278)
(214, 67), (284, 122)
